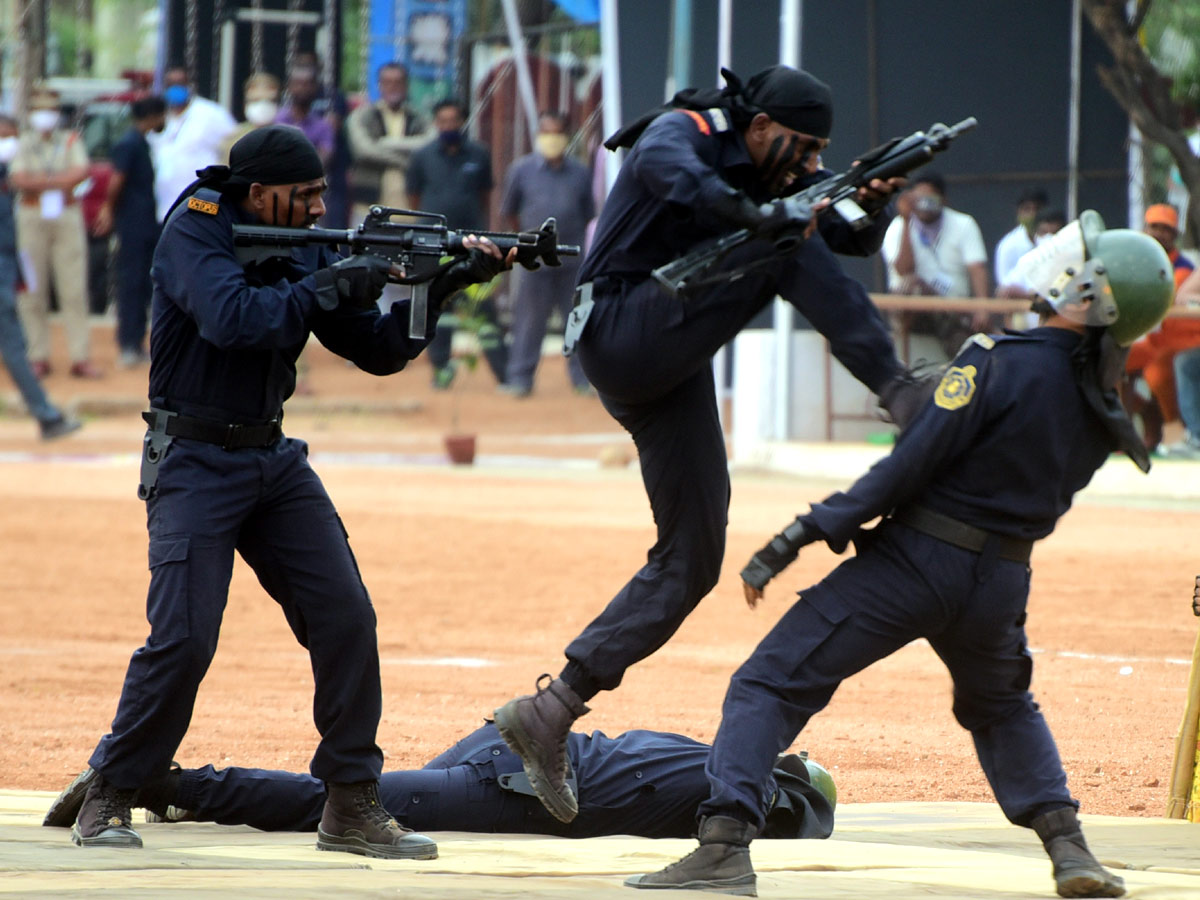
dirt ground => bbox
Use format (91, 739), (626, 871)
(1, 324), (1197, 822)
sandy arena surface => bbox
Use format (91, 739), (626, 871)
(1, 324), (1197, 822)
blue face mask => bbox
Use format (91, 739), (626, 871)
(164, 85), (191, 107)
(438, 129), (463, 148)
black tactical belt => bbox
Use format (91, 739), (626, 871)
(892, 504), (1033, 564)
(142, 410), (282, 450)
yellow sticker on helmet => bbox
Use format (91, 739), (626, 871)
(934, 365), (977, 411)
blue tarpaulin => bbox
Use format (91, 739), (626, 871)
(552, 0), (600, 24)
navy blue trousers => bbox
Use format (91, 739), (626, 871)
(564, 235), (901, 697)
(89, 437), (383, 788)
(114, 227), (159, 354)
(700, 523), (1074, 830)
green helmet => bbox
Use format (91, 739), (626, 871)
(803, 758), (837, 811)
(1009, 209), (1174, 346)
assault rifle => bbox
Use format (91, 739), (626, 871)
(233, 206), (581, 338)
(652, 117), (978, 296)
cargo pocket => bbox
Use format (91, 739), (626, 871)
(146, 536), (191, 642)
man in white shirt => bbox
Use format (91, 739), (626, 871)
(993, 188), (1047, 289)
(150, 66), (237, 222)
(881, 172), (988, 359)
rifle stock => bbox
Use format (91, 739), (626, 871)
(233, 206), (582, 338)
(652, 117), (977, 297)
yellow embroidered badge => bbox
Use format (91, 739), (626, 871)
(187, 197), (219, 215)
(934, 365), (977, 411)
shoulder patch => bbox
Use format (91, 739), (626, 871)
(187, 196), (220, 216)
(970, 333), (995, 350)
(705, 108), (731, 133)
(934, 364), (977, 411)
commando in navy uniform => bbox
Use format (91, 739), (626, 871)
(628, 213), (1172, 898)
(493, 65), (924, 824)
(70, 125), (510, 858)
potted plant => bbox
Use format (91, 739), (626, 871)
(441, 276), (503, 465)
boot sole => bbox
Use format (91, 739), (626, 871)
(493, 699), (579, 824)
(315, 826), (438, 860)
(70, 823), (143, 848)
(44, 767), (98, 828)
(625, 873), (757, 896)
(1057, 871), (1126, 898)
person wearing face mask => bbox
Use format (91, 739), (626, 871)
(220, 72), (282, 163)
(276, 65), (335, 172)
(993, 187), (1047, 290)
(346, 61), (427, 220)
(8, 86), (101, 379)
(0, 113), (81, 438)
(498, 111), (594, 396)
(882, 172), (989, 360)
(67, 124), (516, 856)
(489, 65), (921, 828)
(150, 65), (237, 224)
(93, 95), (168, 368)
(406, 98), (504, 388)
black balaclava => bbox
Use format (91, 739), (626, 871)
(166, 124), (324, 220)
(604, 65), (833, 151)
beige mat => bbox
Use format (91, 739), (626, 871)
(4, 790), (1197, 898)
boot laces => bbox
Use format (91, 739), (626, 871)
(350, 782), (404, 831)
(94, 785), (135, 828)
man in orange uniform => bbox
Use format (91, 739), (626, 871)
(1121, 203), (1195, 450)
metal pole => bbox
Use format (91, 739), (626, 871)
(712, 0), (733, 417)
(773, 0), (802, 441)
(670, 0), (692, 97)
(599, 0), (621, 194)
(500, 0), (540, 148)
(1068, 0), (1082, 222)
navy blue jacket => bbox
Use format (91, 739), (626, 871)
(148, 193), (432, 423)
(805, 328), (1114, 548)
(580, 109), (890, 285)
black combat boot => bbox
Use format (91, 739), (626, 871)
(316, 780), (438, 860)
(1031, 807), (1126, 898)
(493, 674), (591, 823)
(134, 763), (183, 820)
(43, 767), (97, 828)
(625, 815), (758, 896)
(71, 776), (142, 848)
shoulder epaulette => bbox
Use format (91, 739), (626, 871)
(970, 333), (995, 350)
(186, 187), (222, 216)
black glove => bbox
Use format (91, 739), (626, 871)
(709, 187), (813, 239)
(430, 249), (508, 309)
(741, 518), (814, 591)
(313, 255), (392, 311)
(876, 362), (944, 430)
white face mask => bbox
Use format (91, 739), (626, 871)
(29, 109), (60, 133)
(0, 136), (18, 164)
(244, 100), (278, 127)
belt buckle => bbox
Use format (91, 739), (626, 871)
(222, 423), (244, 450)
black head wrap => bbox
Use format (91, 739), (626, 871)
(165, 124), (325, 218)
(604, 65), (833, 150)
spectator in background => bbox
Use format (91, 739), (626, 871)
(1121, 203), (1198, 452)
(0, 114), (81, 439)
(276, 65), (335, 169)
(882, 172), (988, 359)
(294, 50), (351, 229)
(500, 111), (594, 397)
(151, 65), (237, 223)
(346, 62), (426, 219)
(407, 98), (505, 389)
(220, 73), (281, 163)
(9, 86), (100, 379)
(996, 208), (1066, 296)
(992, 187), (1046, 290)
(1167, 267), (1200, 458)
(93, 96), (167, 368)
